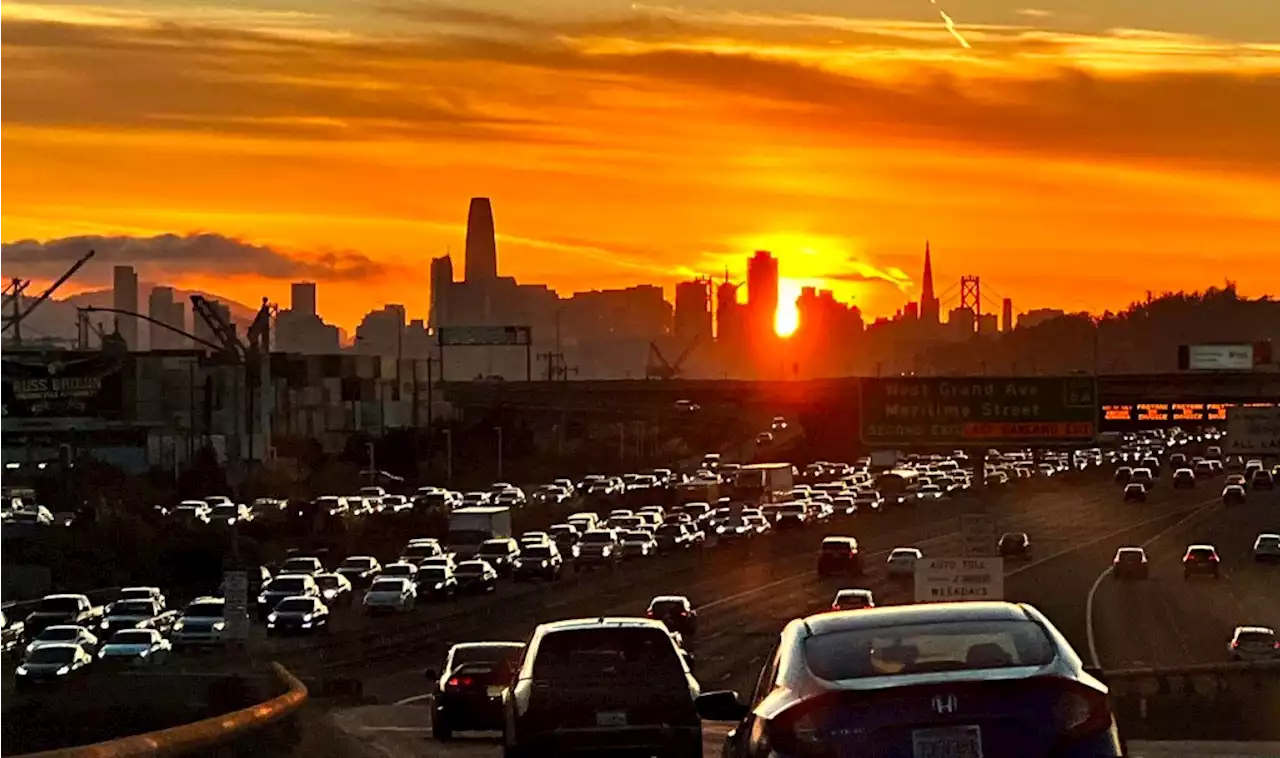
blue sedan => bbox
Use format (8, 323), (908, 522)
(697, 601), (1124, 758)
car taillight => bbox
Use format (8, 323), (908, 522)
(1209, 555), (1220, 562)
(831, 603), (840, 611)
(1049, 679), (1112, 744)
(446, 676), (473, 688)
(646, 611), (654, 618)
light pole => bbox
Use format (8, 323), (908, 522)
(442, 429), (453, 484)
(495, 426), (504, 481)
(366, 442), (376, 485)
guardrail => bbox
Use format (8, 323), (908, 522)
(1105, 660), (1280, 741)
(13, 662), (308, 758)
(2, 587), (123, 615)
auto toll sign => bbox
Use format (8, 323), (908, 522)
(914, 557), (1005, 603)
(860, 376), (1098, 447)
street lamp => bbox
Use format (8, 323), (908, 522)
(442, 429), (453, 484)
(494, 426), (504, 481)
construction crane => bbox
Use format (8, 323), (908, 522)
(646, 336), (700, 380)
(2, 249), (96, 344)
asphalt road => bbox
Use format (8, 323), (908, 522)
(1090, 487), (1280, 670)
(355, 472), (1214, 706)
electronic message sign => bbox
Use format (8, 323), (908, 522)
(860, 376), (1098, 447)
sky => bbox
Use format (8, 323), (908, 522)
(3, 0), (1279, 335)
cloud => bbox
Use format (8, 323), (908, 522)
(1, 233), (388, 287)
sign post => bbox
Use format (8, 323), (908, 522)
(221, 569), (250, 642)
(914, 557), (1005, 603)
(860, 376), (1098, 448)
(1226, 406), (1280, 456)
(961, 514), (999, 558)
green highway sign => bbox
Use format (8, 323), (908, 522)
(860, 376), (1099, 447)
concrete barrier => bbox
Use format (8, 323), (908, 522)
(1105, 660), (1280, 741)
(9, 662), (307, 758)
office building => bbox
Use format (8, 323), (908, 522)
(948, 306), (976, 337)
(291, 282), (317, 317)
(355, 305), (406, 356)
(112, 265), (138, 348)
(673, 278), (713, 344)
(464, 197), (498, 283)
(978, 313), (999, 335)
(919, 242), (940, 325)
(429, 255), (454, 329)
(147, 286), (187, 349)
(715, 280), (744, 350)
(747, 250), (779, 342)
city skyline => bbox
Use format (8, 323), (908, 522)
(3, 1), (1279, 329)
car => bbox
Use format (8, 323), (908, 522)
(256, 574), (320, 619)
(1228, 626), (1279, 662)
(1182, 544), (1221, 579)
(755, 432), (774, 446)
(267, 596), (330, 636)
(381, 561), (421, 586)
(647, 595), (698, 640)
(1253, 533), (1280, 563)
(1113, 466), (1132, 484)
(97, 628), (172, 667)
(1250, 470), (1275, 490)
(501, 618), (701, 758)
(362, 577), (417, 614)
(574, 529), (621, 572)
(518, 531), (552, 549)
(998, 532), (1032, 561)
(476, 538), (521, 577)
(2, 611), (26, 653)
(14, 643), (94, 690)
(416, 565), (458, 600)
(278, 556), (324, 576)
(1224, 473), (1247, 488)
(1171, 468), (1196, 489)
(697, 601), (1124, 758)
(428, 641), (526, 740)
(513, 543), (564, 581)
(1222, 484), (1247, 505)
(117, 586), (166, 610)
(854, 491), (885, 513)
(171, 598), (230, 647)
(771, 416), (787, 431)
(1123, 482), (1147, 502)
(315, 573), (353, 604)
(400, 539), (445, 564)
(817, 536), (863, 577)
(1112, 547), (1150, 580)
(619, 529), (657, 559)
(335, 556), (382, 587)
(830, 588), (875, 611)
(886, 547), (923, 578)
(99, 598), (169, 636)
(655, 522), (700, 553)
(25, 625), (99, 658)
(454, 560), (499, 595)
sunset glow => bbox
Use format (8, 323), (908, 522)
(2, 1), (1279, 329)
(775, 280), (802, 337)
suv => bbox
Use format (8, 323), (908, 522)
(1182, 544), (1221, 579)
(816, 536), (863, 577)
(501, 618), (701, 757)
(1112, 547), (1150, 580)
(646, 595), (698, 641)
(428, 641), (526, 740)
(574, 530), (621, 572)
(997, 532), (1032, 561)
(476, 539), (521, 577)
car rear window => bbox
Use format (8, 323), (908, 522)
(111, 601), (154, 616)
(453, 645), (524, 669)
(524, 546), (553, 559)
(38, 597), (82, 613)
(270, 577), (308, 592)
(532, 628), (685, 681)
(370, 579), (405, 592)
(111, 630), (155, 645)
(650, 600), (686, 614)
(27, 646), (76, 664)
(804, 620), (1055, 680)
(1188, 548), (1216, 559)
(821, 542), (852, 554)
(1237, 631), (1275, 645)
(1116, 551), (1144, 564)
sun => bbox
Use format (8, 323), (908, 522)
(774, 279), (802, 337)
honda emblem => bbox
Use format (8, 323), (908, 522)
(932, 694), (958, 714)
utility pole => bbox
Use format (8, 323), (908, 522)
(495, 426), (504, 481)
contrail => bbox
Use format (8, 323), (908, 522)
(929, 0), (971, 48)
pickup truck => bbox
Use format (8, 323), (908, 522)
(99, 599), (180, 636)
(24, 594), (105, 637)
(0, 606), (24, 655)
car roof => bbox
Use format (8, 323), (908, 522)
(822, 536), (856, 544)
(1186, 544), (1217, 551)
(537, 617), (670, 633)
(1234, 625), (1275, 635)
(650, 595), (689, 604)
(41, 624), (86, 633)
(1116, 546), (1146, 553)
(450, 641), (525, 651)
(1257, 533), (1280, 540)
(835, 588), (873, 597)
(805, 601), (1034, 634)
(31, 642), (81, 651)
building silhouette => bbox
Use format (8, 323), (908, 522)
(674, 278), (713, 344)
(747, 250), (779, 342)
(276, 281), (340, 353)
(919, 242), (940, 325)
(147, 286), (187, 349)
(464, 197), (498, 283)
(1002, 298), (1014, 333)
(428, 255), (454, 329)
(112, 265), (138, 348)
(291, 282), (317, 317)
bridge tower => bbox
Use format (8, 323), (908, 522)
(959, 275), (981, 329)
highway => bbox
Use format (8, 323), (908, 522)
(1090, 489), (1280, 670)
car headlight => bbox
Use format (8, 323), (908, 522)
(434, 582), (444, 590)
(25, 642), (37, 654)
(323, 589), (337, 600)
(173, 620), (185, 631)
(267, 613), (278, 623)
(302, 613), (313, 622)
(257, 594), (268, 604)
(213, 620), (225, 631)
(101, 620), (110, 629)
(16, 666), (29, 676)
(56, 666), (70, 675)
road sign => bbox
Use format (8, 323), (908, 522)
(860, 377), (1098, 447)
(437, 326), (531, 347)
(914, 557), (1005, 603)
(961, 514), (998, 557)
(221, 569), (250, 641)
(1226, 406), (1280, 455)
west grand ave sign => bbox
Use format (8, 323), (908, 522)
(860, 377), (1098, 446)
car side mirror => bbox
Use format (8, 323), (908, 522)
(424, 668), (438, 681)
(696, 690), (748, 722)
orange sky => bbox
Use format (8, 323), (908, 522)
(3, 1), (1279, 333)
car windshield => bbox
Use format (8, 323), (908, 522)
(804, 620), (1056, 679)
(38, 597), (82, 613)
(281, 559), (317, 572)
(340, 558), (373, 569)
(419, 568), (449, 579)
(478, 542), (508, 554)
(185, 603), (223, 617)
(524, 546), (553, 558)
(369, 580), (404, 592)
(212, 504), (237, 515)
(1188, 548), (1216, 559)
(316, 575), (341, 590)
(532, 628), (685, 682)
(384, 565), (414, 575)
(276, 598), (315, 613)
(456, 563), (485, 575)
(272, 577), (310, 592)
(650, 600), (686, 615)
(1117, 550), (1145, 563)
(581, 532), (614, 544)
(110, 601), (154, 616)
(27, 647), (76, 664)
(37, 627), (79, 641)
(111, 630), (155, 645)
(1237, 631), (1275, 645)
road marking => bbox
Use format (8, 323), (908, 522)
(1084, 500), (1220, 668)
(358, 726), (433, 733)
(392, 693), (434, 706)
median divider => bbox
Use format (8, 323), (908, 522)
(1105, 660), (1280, 741)
(13, 662), (308, 758)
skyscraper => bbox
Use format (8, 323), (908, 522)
(429, 255), (454, 329)
(291, 282), (317, 317)
(747, 250), (779, 341)
(148, 286), (186, 349)
(112, 265), (138, 348)
(673, 278), (712, 343)
(1002, 297), (1014, 333)
(464, 197), (498, 282)
(919, 242), (940, 325)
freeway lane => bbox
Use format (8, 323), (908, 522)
(358, 475), (1197, 704)
(1091, 489), (1280, 670)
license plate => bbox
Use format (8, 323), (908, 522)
(487, 685), (505, 697)
(595, 710), (627, 727)
(912, 726), (982, 758)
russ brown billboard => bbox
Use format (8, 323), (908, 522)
(2, 352), (128, 419)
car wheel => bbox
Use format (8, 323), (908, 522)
(433, 717), (452, 741)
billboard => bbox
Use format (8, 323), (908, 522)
(1178, 343), (1269, 371)
(860, 376), (1097, 447)
(437, 326), (531, 347)
(1226, 406), (1280, 455)
(2, 353), (127, 419)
